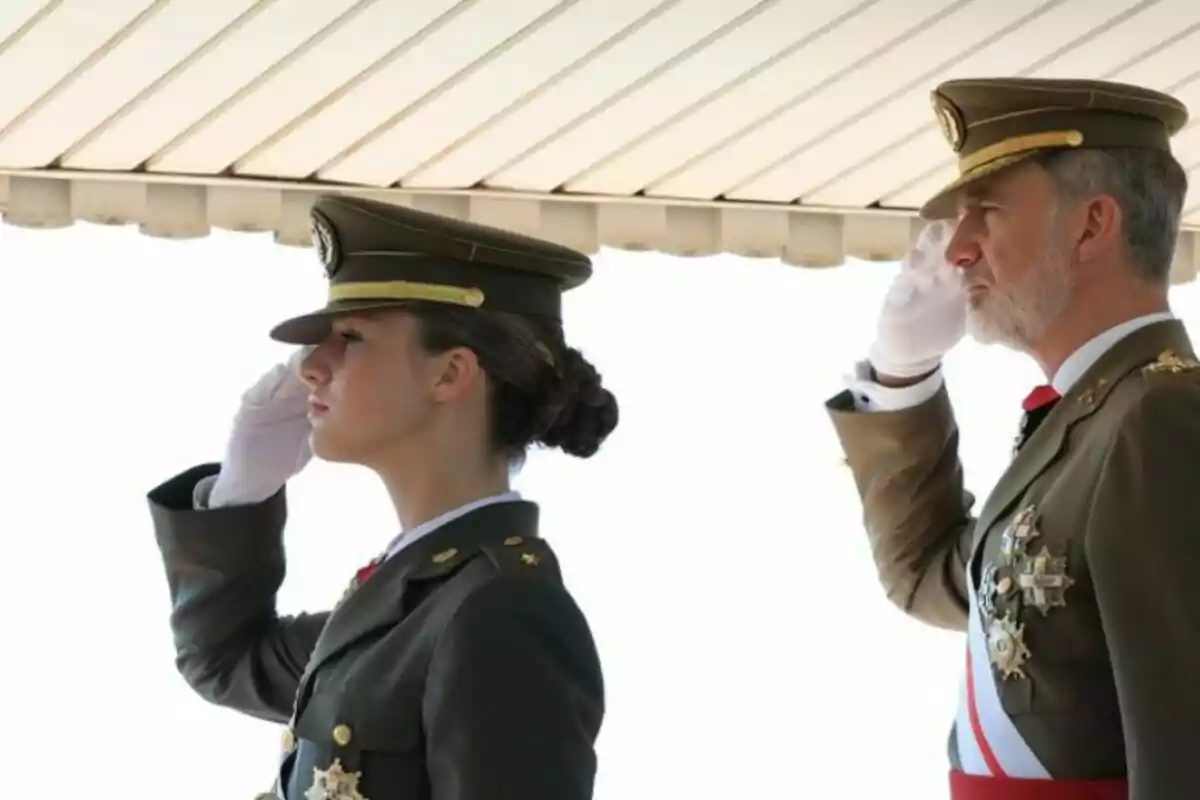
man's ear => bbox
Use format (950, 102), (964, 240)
(430, 346), (482, 404)
(1074, 193), (1123, 265)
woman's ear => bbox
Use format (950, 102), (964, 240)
(430, 346), (482, 404)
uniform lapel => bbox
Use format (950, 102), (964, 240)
(292, 501), (540, 713)
(970, 320), (1195, 579)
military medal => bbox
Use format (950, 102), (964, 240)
(987, 611), (1031, 680)
(305, 759), (365, 800)
(978, 564), (1000, 617)
(1016, 546), (1075, 615)
(1000, 506), (1040, 562)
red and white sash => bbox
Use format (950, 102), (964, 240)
(954, 576), (1050, 779)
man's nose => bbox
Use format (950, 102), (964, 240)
(945, 228), (981, 270)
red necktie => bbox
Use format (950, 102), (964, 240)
(1022, 384), (1060, 413)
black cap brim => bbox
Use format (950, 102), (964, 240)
(269, 299), (416, 345)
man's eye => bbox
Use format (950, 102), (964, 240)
(338, 330), (363, 343)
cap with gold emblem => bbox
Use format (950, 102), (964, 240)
(270, 195), (593, 344)
(921, 77), (1189, 219)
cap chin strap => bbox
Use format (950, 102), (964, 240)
(958, 130), (1084, 174)
(329, 280), (485, 308)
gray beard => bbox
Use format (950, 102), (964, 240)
(966, 245), (1075, 350)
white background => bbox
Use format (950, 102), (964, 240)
(4, 221), (1197, 797)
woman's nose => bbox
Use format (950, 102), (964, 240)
(296, 345), (328, 388)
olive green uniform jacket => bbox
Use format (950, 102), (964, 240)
(149, 464), (604, 800)
(827, 319), (1200, 797)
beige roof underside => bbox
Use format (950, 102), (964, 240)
(3, 0), (1200, 281)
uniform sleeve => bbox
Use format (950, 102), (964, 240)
(149, 463), (329, 724)
(423, 575), (604, 800)
(843, 359), (946, 411)
(1086, 383), (1200, 799)
(827, 382), (973, 630)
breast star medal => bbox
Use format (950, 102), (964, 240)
(1016, 546), (1075, 615)
(987, 611), (1031, 680)
(305, 759), (366, 800)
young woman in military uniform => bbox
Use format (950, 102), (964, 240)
(148, 195), (618, 800)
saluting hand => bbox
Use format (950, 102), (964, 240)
(868, 220), (966, 382)
(209, 348), (314, 507)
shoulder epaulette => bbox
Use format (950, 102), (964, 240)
(1141, 349), (1200, 376)
(480, 535), (561, 579)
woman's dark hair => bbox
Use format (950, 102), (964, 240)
(403, 301), (618, 460)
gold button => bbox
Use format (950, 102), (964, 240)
(997, 576), (1012, 595)
(332, 724), (352, 747)
(503, 536), (524, 547)
(281, 728), (295, 751)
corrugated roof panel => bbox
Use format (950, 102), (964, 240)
(0, 0), (260, 166)
(62, 0), (363, 171)
(563, 0), (877, 197)
(236, 0), (564, 180)
(0, 0), (157, 141)
(0, 0), (1197, 277)
(642, 0), (963, 200)
(146, 0), (466, 174)
(731, 0), (1079, 205)
(319, 0), (665, 187)
(403, 0), (764, 189)
(0, 1), (57, 44)
(500, 0), (873, 195)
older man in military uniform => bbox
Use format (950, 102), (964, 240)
(828, 78), (1200, 798)
(148, 196), (607, 799)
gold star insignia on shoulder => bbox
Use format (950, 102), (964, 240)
(520, 552), (541, 567)
(1143, 349), (1200, 375)
(305, 758), (364, 800)
(431, 547), (459, 565)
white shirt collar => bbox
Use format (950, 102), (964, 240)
(382, 491), (523, 562)
(1051, 311), (1175, 395)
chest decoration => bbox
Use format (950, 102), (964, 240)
(979, 505), (1075, 680)
(987, 611), (1031, 680)
(305, 759), (367, 800)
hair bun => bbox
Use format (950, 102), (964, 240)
(537, 347), (618, 458)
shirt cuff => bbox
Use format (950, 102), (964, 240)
(844, 359), (944, 412)
(192, 474), (219, 510)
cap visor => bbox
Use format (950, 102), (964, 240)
(269, 299), (414, 344)
(919, 152), (1041, 219)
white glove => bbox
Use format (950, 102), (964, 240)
(867, 220), (967, 379)
(208, 349), (314, 508)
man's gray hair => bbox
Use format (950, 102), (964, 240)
(1037, 147), (1188, 284)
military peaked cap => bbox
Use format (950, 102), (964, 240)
(270, 195), (593, 344)
(921, 77), (1189, 219)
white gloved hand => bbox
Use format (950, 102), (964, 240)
(208, 348), (314, 508)
(867, 220), (967, 379)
